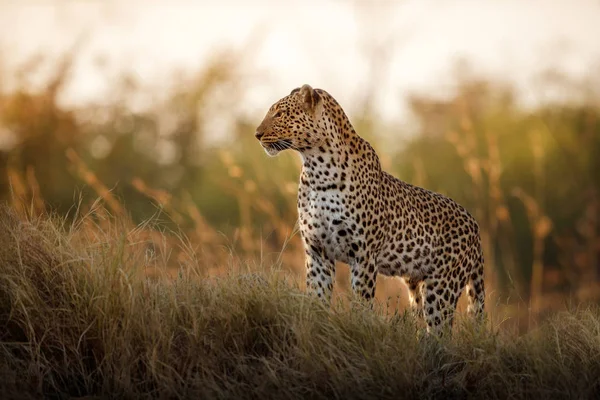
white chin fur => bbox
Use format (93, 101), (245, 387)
(263, 145), (281, 157)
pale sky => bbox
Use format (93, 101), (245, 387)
(1, 0), (599, 129)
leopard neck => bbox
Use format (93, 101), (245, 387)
(299, 109), (380, 188)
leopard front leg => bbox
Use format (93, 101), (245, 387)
(305, 246), (335, 305)
(350, 255), (378, 307)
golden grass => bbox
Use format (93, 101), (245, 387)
(1, 203), (600, 399)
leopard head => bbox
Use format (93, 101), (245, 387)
(255, 84), (326, 157)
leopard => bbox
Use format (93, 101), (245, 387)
(255, 84), (485, 334)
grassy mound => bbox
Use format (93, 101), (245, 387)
(0, 205), (599, 399)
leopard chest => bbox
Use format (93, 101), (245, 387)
(297, 182), (359, 263)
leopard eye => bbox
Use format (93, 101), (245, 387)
(273, 110), (282, 119)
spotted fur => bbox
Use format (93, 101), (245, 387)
(255, 84), (485, 333)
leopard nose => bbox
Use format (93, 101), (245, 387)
(255, 131), (264, 140)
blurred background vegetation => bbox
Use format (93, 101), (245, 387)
(1, 1), (599, 327)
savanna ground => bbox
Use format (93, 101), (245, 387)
(1, 203), (600, 400)
(0, 47), (600, 398)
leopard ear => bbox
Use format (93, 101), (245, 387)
(299, 84), (321, 112)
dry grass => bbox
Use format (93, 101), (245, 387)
(0, 204), (600, 399)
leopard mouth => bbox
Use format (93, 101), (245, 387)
(261, 139), (293, 156)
